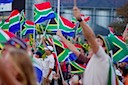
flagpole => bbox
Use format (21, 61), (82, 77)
(73, 21), (79, 38)
(57, 0), (60, 30)
(74, 0), (77, 6)
(20, 24), (22, 38)
(51, 38), (64, 81)
(56, 0), (65, 81)
(38, 20), (51, 46)
(33, 24), (36, 42)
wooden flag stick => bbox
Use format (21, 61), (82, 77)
(57, 0), (60, 30)
(74, 0), (77, 6)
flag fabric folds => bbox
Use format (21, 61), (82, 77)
(0, 29), (15, 42)
(1, 19), (9, 31)
(33, 60), (43, 84)
(9, 10), (20, 33)
(20, 10), (26, 25)
(0, 29), (15, 51)
(69, 60), (85, 74)
(107, 59), (120, 85)
(34, 1), (55, 24)
(22, 20), (35, 35)
(72, 17), (82, 35)
(0, 20), (4, 28)
(47, 14), (75, 37)
(108, 33), (128, 62)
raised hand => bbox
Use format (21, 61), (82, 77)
(73, 6), (81, 20)
(56, 30), (63, 38)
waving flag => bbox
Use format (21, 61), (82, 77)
(9, 10), (20, 33)
(0, 29), (15, 42)
(72, 15), (90, 35)
(47, 14), (75, 37)
(0, 29), (10, 42)
(35, 24), (45, 34)
(20, 10), (26, 25)
(1, 19), (9, 31)
(0, 0), (13, 3)
(34, 1), (55, 24)
(0, 20), (4, 28)
(0, 29), (15, 51)
(33, 60), (43, 85)
(52, 38), (71, 62)
(54, 38), (85, 74)
(107, 59), (120, 85)
(108, 33), (128, 62)
(47, 36), (85, 74)
(72, 17), (82, 35)
(70, 60), (85, 74)
(22, 20), (35, 35)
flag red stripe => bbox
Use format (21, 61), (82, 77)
(26, 20), (34, 25)
(4, 31), (15, 38)
(84, 16), (90, 22)
(35, 2), (51, 10)
(60, 16), (75, 28)
(9, 10), (19, 18)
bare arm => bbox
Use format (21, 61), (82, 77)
(73, 6), (99, 53)
(123, 24), (128, 43)
(42, 37), (47, 47)
(57, 30), (89, 63)
(57, 30), (80, 57)
(47, 68), (52, 78)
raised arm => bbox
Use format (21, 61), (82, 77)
(42, 36), (47, 47)
(73, 6), (99, 53)
(57, 30), (80, 57)
(57, 30), (89, 63)
(123, 24), (128, 43)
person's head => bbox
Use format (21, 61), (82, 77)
(1, 37), (27, 56)
(123, 65), (128, 77)
(2, 48), (36, 85)
(35, 51), (42, 58)
(79, 48), (85, 55)
(44, 46), (53, 55)
(96, 35), (112, 54)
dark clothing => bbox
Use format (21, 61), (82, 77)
(75, 53), (89, 64)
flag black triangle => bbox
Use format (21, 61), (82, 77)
(50, 18), (57, 24)
(112, 43), (120, 56)
(55, 44), (64, 56)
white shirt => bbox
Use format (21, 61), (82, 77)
(33, 56), (44, 85)
(33, 55), (44, 70)
(43, 54), (55, 80)
(83, 46), (109, 85)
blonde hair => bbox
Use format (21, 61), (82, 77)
(8, 48), (36, 85)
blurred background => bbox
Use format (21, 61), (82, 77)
(0, 0), (128, 35)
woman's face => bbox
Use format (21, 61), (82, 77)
(1, 45), (14, 57)
(2, 52), (18, 78)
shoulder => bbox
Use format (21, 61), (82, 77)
(48, 54), (55, 61)
(95, 46), (109, 57)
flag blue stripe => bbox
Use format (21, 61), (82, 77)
(9, 23), (20, 33)
(25, 30), (35, 35)
(35, 13), (55, 24)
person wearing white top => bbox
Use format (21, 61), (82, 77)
(33, 51), (44, 85)
(43, 45), (55, 85)
(73, 6), (119, 85)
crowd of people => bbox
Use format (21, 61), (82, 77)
(0, 6), (128, 85)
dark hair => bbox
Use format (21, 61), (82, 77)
(123, 66), (128, 77)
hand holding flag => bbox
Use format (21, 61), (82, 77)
(123, 24), (128, 42)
